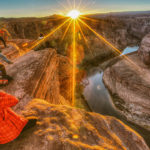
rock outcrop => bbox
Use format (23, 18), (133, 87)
(0, 99), (149, 150)
(1, 17), (65, 39)
(138, 34), (150, 65)
(0, 39), (34, 64)
(80, 15), (150, 66)
(1, 14), (150, 65)
(1, 49), (71, 114)
(103, 52), (150, 131)
(58, 55), (73, 103)
(2, 15), (149, 48)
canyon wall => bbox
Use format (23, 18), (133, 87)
(0, 99), (149, 150)
(1, 15), (150, 62)
(0, 48), (72, 114)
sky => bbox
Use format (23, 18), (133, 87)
(0, 0), (150, 17)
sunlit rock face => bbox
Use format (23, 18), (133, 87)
(1, 17), (64, 39)
(3, 18), (53, 39)
(1, 49), (71, 114)
(0, 99), (149, 150)
(2, 15), (150, 63)
(138, 34), (150, 65)
(103, 52), (150, 131)
(0, 39), (34, 63)
(58, 55), (73, 102)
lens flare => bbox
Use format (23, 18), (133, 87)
(25, 0), (142, 107)
(67, 10), (80, 19)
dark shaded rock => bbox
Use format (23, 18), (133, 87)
(138, 33), (150, 65)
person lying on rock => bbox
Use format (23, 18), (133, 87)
(0, 91), (36, 144)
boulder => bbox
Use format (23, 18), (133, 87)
(1, 49), (71, 114)
(103, 53), (150, 130)
(138, 33), (150, 65)
(0, 99), (149, 150)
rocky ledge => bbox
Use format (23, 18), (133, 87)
(0, 40), (149, 149)
(1, 48), (72, 114)
(103, 48), (150, 130)
(0, 99), (149, 150)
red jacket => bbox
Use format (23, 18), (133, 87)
(0, 30), (4, 37)
(0, 92), (28, 144)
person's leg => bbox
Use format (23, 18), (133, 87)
(0, 64), (6, 76)
(0, 53), (13, 64)
(0, 63), (13, 82)
(0, 63), (7, 76)
(0, 36), (7, 48)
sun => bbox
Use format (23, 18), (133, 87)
(67, 10), (80, 19)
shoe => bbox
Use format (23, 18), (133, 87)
(2, 75), (13, 82)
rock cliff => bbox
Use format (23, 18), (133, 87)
(80, 15), (150, 65)
(103, 52), (150, 131)
(0, 99), (149, 150)
(1, 14), (150, 65)
(1, 48), (72, 114)
(138, 33), (150, 65)
(0, 14), (150, 149)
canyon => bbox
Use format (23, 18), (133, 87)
(0, 40), (149, 149)
(0, 13), (150, 149)
(103, 34), (150, 131)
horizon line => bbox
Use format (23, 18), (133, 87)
(0, 10), (150, 19)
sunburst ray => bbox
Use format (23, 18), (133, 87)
(79, 16), (99, 22)
(76, 0), (82, 10)
(78, 18), (140, 70)
(72, 19), (76, 106)
(27, 18), (71, 53)
(61, 20), (73, 42)
(76, 20), (94, 57)
(66, 0), (73, 9)
(56, 0), (70, 12)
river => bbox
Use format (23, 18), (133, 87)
(82, 46), (150, 147)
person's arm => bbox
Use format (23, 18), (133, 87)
(0, 53), (12, 64)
